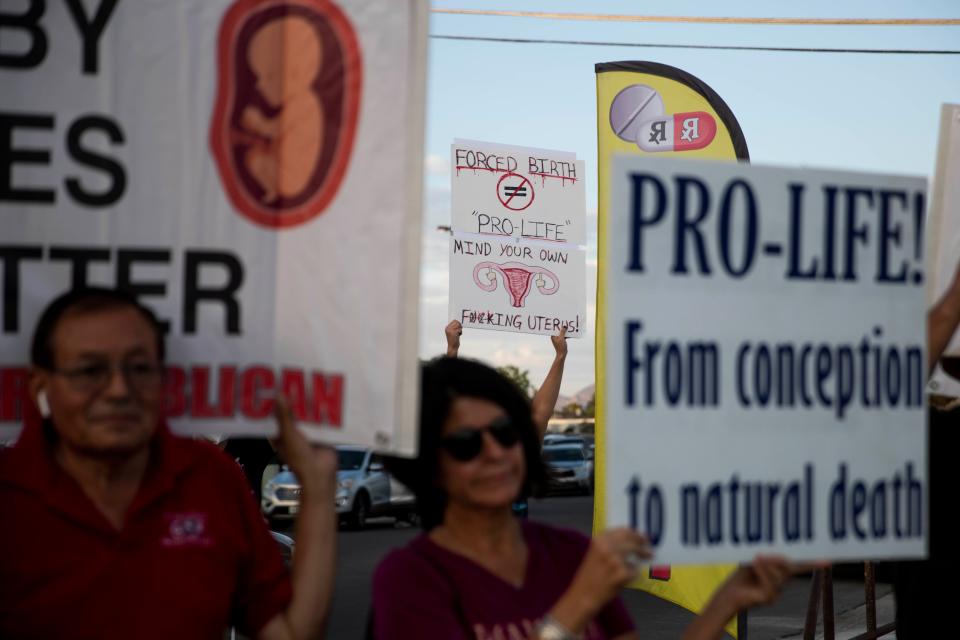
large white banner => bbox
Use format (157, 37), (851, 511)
(927, 103), (960, 398)
(604, 156), (927, 563)
(0, 0), (427, 453)
(449, 141), (586, 337)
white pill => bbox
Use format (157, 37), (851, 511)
(608, 84), (665, 143)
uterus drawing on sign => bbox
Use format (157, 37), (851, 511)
(473, 262), (559, 308)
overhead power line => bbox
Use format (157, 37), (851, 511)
(431, 9), (960, 27)
(429, 34), (960, 55)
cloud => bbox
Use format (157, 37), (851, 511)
(424, 153), (449, 177)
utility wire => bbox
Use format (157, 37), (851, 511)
(430, 34), (960, 55)
(431, 9), (960, 27)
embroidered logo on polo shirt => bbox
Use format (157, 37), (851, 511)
(161, 512), (213, 547)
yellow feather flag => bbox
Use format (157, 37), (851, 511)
(594, 61), (748, 638)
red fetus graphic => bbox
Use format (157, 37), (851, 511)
(210, 0), (361, 229)
(473, 262), (559, 307)
(240, 15), (324, 203)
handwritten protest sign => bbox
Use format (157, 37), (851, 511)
(451, 140), (586, 244)
(449, 234), (586, 337)
(449, 141), (586, 336)
(604, 156), (927, 563)
(0, 0), (428, 453)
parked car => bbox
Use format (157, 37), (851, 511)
(269, 530), (294, 567)
(543, 435), (594, 459)
(578, 435), (595, 458)
(261, 445), (416, 529)
(541, 443), (593, 494)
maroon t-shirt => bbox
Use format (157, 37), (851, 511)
(0, 422), (291, 639)
(372, 520), (634, 639)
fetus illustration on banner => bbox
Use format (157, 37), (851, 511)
(473, 261), (559, 307)
(210, 0), (362, 228)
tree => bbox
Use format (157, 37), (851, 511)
(583, 393), (595, 418)
(559, 402), (583, 418)
(497, 365), (532, 398)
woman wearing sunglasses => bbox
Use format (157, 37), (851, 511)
(372, 357), (803, 639)
(445, 320), (569, 521)
(372, 355), (641, 639)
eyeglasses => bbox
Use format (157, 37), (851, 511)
(438, 416), (521, 462)
(49, 361), (164, 395)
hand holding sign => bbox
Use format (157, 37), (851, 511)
(929, 258), (960, 378)
(445, 320), (462, 357)
(681, 556), (826, 640)
(722, 557), (821, 610)
(549, 528), (653, 634)
(551, 326), (569, 359)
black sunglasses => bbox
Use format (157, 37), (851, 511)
(439, 416), (521, 462)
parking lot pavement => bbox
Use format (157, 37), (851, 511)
(284, 495), (893, 639)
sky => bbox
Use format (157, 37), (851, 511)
(416, 0), (960, 397)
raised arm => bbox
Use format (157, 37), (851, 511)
(445, 320), (462, 358)
(448, 320), (566, 441)
(680, 556), (822, 640)
(531, 327), (567, 442)
(928, 260), (960, 377)
(259, 400), (338, 640)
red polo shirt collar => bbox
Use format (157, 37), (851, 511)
(1, 419), (202, 535)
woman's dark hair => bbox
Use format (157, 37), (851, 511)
(31, 287), (166, 369)
(387, 357), (548, 530)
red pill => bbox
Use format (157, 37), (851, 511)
(636, 111), (717, 152)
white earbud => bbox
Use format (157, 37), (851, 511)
(37, 390), (51, 418)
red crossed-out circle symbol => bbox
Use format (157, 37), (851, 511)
(496, 172), (535, 211)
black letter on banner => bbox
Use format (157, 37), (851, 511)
(627, 173), (667, 273)
(49, 247), (111, 289)
(672, 175), (712, 275)
(0, 0), (47, 69)
(646, 485), (664, 545)
(842, 188), (874, 281)
(183, 251), (244, 335)
(64, 0), (119, 75)
(1, 246), (43, 333)
(117, 249), (171, 333)
(876, 189), (908, 284)
(625, 320), (643, 406)
(0, 113), (55, 204)
(786, 183), (818, 280)
(66, 116), (126, 207)
(718, 180), (758, 277)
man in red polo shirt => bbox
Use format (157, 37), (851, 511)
(0, 287), (337, 639)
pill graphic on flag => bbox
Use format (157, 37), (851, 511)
(609, 84), (665, 144)
(635, 111), (717, 152)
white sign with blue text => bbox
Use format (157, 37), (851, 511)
(604, 156), (927, 563)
